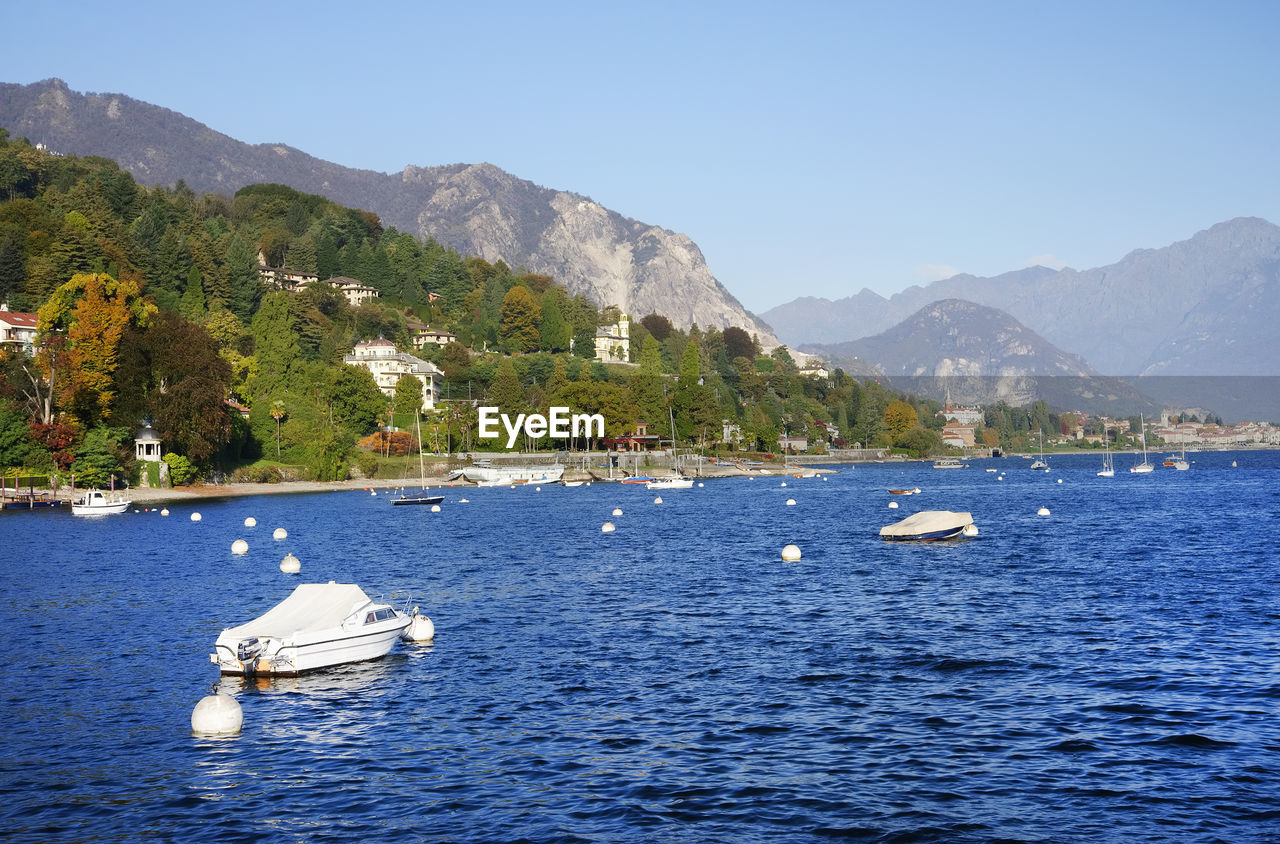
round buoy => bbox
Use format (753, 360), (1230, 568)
(962, 523), (980, 537)
(914, 488), (921, 494)
(280, 552), (300, 573)
(888, 501), (899, 509)
(602, 521), (616, 533)
(244, 517), (257, 528)
(612, 507), (623, 516)
(653, 496), (663, 504)
(535, 486), (541, 491)
(786, 499), (796, 506)
(231, 539), (249, 555)
(997, 476), (1004, 482)
(1057, 478), (1063, 484)
(460, 498), (469, 503)
(1037, 507), (1051, 516)
(402, 612), (435, 642)
(273, 527), (287, 540)
(160, 508), (169, 516)
(190, 512), (201, 522)
(697, 482), (704, 488)
(781, 544), (802, 561)
(430, 504), (441, 512)
(370, 490), (377, 496)
(781, 482), (787, 487)
(191, 694), (242, 735)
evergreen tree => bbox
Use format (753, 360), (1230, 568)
(179, 265), (205, 322)
(630, 336), (666, 426)
(250, 292), (301, 398)
(488, 356), (524, 416)
(500, 286), (541, 353)
(225, 233), (261, 321)
(538, 292), (571, 352)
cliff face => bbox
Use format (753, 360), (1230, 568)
(0, 79), (777, 344)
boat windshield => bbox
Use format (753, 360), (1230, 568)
(365, 607), (398, 624)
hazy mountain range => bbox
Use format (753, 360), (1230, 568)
(765, 217), (1280, 377)
(0, 78), (777, 344)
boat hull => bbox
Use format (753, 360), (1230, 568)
(213, 618), (409, 676)
(392, 495), (444, 506)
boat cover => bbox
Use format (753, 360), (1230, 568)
(879, 510), (973, 539)
(221, 583), (373, 638)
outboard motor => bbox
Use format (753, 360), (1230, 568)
(237, 637), (264, 673)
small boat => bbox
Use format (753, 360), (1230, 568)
(1130, 414), (1154, 474)
(1098, 424), (1115, 477)
(461, 463), (565, 484)
(646, 477), (694, 489)
(1030, 430), (1049, 470)
(71, 489), (131, 516)
(211, 583), (420, 676)
(620, 476), (655, 484)
(880, 510), (976, 541)
(562, 480), (584, 487)
(889, 487), (921, 495)
(1169, 445), (1189, 471)
(394, 417), (445, 506)
(932, 457), (967, 469)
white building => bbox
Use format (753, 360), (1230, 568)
(323, 276), (380, 308)
(594, 314), (630, 363)
(0, 304), (38, 354)
(342, 339), (443, 412)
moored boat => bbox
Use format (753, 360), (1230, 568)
(880, 510), (976, 541)
(646, 477), (694, 489)
(932, 457), (967, 469)
(71, 489), (131, 516)
(211, 583), (420, 676)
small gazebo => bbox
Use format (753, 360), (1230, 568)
(135, 422), (162, 462)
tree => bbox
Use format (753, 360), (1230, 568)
(250, 292), (301, 398)
(538, 292), (571, 352)
(884, 399), (919, 441)
(179, 265), (205, 322)
(672, 339), (702, 441)
(225, 233), (261, 321)
(723, 326), (757, 361)
(640, 313), (673, 341)
(270, 400), (286, 458)
(394, 374), (424, 419)
(499, 286), (540, 353)
(325, 365), (387, 436)
(70, 426), (128, 489)
(488, 356), (524, 416)
(0, 399), (33, 468)
(630, 336), (667, 426)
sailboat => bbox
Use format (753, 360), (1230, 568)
(1097, 425), (1115, 477)
(648, 408), (693, 489)
(394, 415), (445, 506)
(1169, 444), (1189, 471)
(1030, 429), (1049, 470)
(1129, 414), (1154, 474)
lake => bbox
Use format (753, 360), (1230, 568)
(2, 450), (1277, 842)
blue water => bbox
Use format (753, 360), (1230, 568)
(2, 451), (1278, 842)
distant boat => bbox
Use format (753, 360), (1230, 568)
(880, 510), (977, 542)
(394, 415), (444, 507)
(1169, 445), (1189, 471)
(647, 477), (694, 490)
(1130, 414), (1154, 474)
(1098, 425), (1115, 477)
(889, 487), (921, 495)
(1030, 429), (1049, 471)
(932, 457), (967, 469)
(461, 463), (565, 484)
(71, 489), (131, 516)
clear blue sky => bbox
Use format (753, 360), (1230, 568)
(4, 0), (1279, 313)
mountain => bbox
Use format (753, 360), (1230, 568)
(764, 219), (1280, 375)
(808, 299), (1158, 413)
(0, 79), (776, 344)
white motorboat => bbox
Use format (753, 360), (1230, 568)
(932, 457), (967, 469)
(71, 489), (131, 516)
(211, 583), (417, 676)
(646, 477), (694, 489)
(461, 463), (565, 484)
(880, 510), (977, 541)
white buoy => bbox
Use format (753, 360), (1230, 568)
(914, 488), (921, 494)
(1057, 478), (1063, 484)
(535, 486), (541, 491)
(602, 521), (616, 533)
(191, 694), (242, 735)
(190, 512), (201, 522)
(401, 609), (435, 642)
(280, 552), (301, 573)
(612, 507), (623, 516)
(962, 523), (979, 537)
(371, 490), (377, 496)
(888, 500), (899, 509)
(231, 539), (249, 555)
(430, 504), (441, 512)
(781, 544), (802, 561)
(459, 498), (469, 503)
(697, 482), (704, 487)
(273, 527), (287, 540)
(653, 496), (663, 504)
(244, 517), (257, 527)
(786, 499), (796, 506)
(1037, 507), (1051, 516)
(998, 476), (1004, 482)
(160, 508), (169, 516)
(781, 481), (787, 487)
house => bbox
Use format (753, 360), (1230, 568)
(941, 422), (976, 448)
(0, 305), (38, 354)
(778, 434), (808, 453)
(602, 422), (662, 452)
(594, 314), (630, 363)
(342, 339), (443, 412)
(257, 253), (320, 292)
(938, 396), (984, 426)
(406, 320), (457, 350)
(323, 276), (380, 308)
(799, 363), (830, 379)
